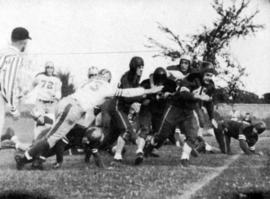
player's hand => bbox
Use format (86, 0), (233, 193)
(147, 85), (164, 94)
(194, 93), (211, 101)
(211, 119), (218, 129)
(37, 116), (45, 125)
(142, 99), (151, 106)
(10, 108), (20, 120)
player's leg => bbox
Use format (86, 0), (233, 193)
(15, 99), (83, 169)
(144, 105), (177, 154)
(180, 111), (199, 166)
(194, 108), (216, 153)
(112, 108), (133, 162)
(32, 100), (47, 139)
(134, 108), (151, 165)
(213, 124), (228, 154)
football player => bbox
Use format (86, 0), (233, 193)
(166, 54), (192, 81)
(214, 120), (266, 155)
(191, 61), (219, 153)
(135, 67), (176, 165)
(15, 69), (163, 170)
(109, 56), (144, 162)
(144, 67), (212, 166)
(31, 61), (62, 139)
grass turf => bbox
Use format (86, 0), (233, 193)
(1, 117), (270, 199)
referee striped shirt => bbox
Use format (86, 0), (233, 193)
(0, 45), (23, 109)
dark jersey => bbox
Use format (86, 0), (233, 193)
(169, 74), (201, 110)
(201, 80), (215, 119)
(223, 120), (258, 147)
(115, 71), (141, 113)
(140, 78), (176, 115)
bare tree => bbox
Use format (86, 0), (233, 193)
(146, 0), (264, 101)
(57, 70), (75, 97)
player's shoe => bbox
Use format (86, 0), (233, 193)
(191, 148), (200, 157)
(110, 156), (123, 167)
(134, 152), (144, 165)
(52, 162), (62, 169)
(14, 154), (28, 170)
(1, 127), (15, 142)
(144, 141), (155, 158)
(180, 159), (189, 167)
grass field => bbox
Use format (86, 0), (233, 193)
(0, 117), (270, 199)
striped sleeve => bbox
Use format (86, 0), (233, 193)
(0, 55), (23, 109)
(114, 87), (145, 97)
(238, 134), (246, 140)
(249, 145), (255, 151)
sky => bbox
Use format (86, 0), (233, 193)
(0, 0), (269, 96)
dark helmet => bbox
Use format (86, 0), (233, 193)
(129, 56), (144, 73)
(201, 61), (217, 75)
(83, 127), (104, 146)
(153, 67), (167, 85)
(254, 121), (266, 134)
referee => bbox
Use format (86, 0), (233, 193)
(0, 27), (31, 148)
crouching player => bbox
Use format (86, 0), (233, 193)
(214, 120), (266, 155)
(14, 69), (163, 170)
(9, 123), (105, 169)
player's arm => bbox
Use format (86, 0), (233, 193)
(113, 86), (164, 98)
(238, 122), (255, 155)
(239, 138), (254, 155)
(172, 86), (200, 102)
(225, 134), (232, 154)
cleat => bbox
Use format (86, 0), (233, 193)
(53, 162), (62, 169)
(122, 147), (127, 157)
(191, 148), (200, 157)
(134, 152), (144, 165)
(180, 159), (189, 167)
(144, 141), (155, 158)
(15, 154), (27, 170)
(110, 158), (123, 167)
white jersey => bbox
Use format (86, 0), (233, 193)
(71, 77), (146, 112)
(0, 45), (24, 109)
(33, 73), (62, 101)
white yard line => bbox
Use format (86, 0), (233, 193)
(172, 154), (241, 199)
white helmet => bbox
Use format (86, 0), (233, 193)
(88, 66), (99, 78)
(179, 54), (192, 64)
(98, 68), (112, 82)
(45, 61), (55, 74)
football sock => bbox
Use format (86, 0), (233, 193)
(136, 137), (145, 154)
(114, 136), (125, 160)
(181, 142), (192, 160)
